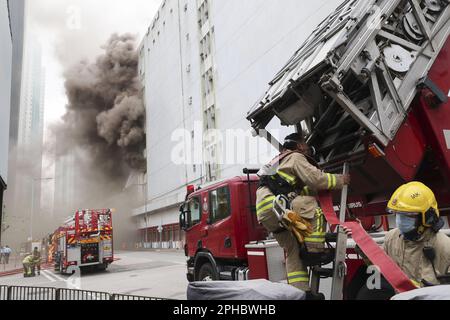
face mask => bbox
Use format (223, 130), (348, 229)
(396, 214), (417, 235)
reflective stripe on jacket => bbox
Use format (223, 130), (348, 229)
(257, 152), (344, 219)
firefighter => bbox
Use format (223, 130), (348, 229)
(346, 182), (450, 299)
(22, 254), (38, 277)
(256, 132), (350, 294)
(384, 182), (450, 287)
(32, 247), (41, 275)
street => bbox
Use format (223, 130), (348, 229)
(0, 250), (188, 300)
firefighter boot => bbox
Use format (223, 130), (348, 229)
(299, 245), (335, 267)
(23, 264), (32, 277)
(305, 291), (326, 300)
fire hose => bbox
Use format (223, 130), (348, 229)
(318, 192), (417, 293)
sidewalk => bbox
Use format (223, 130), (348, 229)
(0, 255), (51, 277)
(0, 257), (24, 277)
(0, 256), (21, 273)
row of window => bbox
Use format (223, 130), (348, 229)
(143, 224), (183, 242)
(187, 186), (231, 227)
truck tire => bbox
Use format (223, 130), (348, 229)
(198, 263), (218, 281)
(97, 263), (107, 271)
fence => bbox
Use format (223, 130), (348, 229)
(0, 285), (167, 301)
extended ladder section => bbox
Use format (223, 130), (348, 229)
(248, 0), (450, 170)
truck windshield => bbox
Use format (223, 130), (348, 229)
(188, 197), (201, 226)
(209, 187), (231, 224)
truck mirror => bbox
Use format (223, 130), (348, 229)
(179, 211), (187, 231)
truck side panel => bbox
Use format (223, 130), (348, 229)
(415, 37), (450, 205)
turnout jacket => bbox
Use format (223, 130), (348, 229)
(256, 152), (345, 220)
(384, 228), (450, 286)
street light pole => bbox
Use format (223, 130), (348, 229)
(132, 181), (148, 247)
(29, 177), (54, 243)
(30, 179), (34, 242)
(145, 182), (148, 245)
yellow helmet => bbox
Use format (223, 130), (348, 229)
(387, 182), (440, 227)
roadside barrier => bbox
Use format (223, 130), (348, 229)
(0, 285), (167, 300)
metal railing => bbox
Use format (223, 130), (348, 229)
(112, 293), (162, 301)
(57, 288), (111, 301)
(0, 285), (167, 301)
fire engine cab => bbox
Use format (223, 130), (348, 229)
(53, 209), (114, 274)
(180, 173), (267, 282)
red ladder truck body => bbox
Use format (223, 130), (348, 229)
(53, 209), (114, 274)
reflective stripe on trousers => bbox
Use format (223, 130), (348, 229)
(304, 208), (326, 244)
(287, 271), (309, 284)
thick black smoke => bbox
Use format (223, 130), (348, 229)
(59, 33), (146, 182)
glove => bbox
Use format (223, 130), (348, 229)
(282, 210), (313, 244)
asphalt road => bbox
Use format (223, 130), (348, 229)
(0, 250), (188, 300)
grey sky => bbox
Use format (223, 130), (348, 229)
(25, 0), (161, 209)
(27, 0), (161, 123)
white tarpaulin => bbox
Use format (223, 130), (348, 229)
(391, 286), (450, 300)
(187, 280), (306, 301)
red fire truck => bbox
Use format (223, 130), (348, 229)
(53, 209), (114, 274)
(180, 0), (450, 299)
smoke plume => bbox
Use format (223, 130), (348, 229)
(58, 33), (146, 182)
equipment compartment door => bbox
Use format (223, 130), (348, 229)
(101, 240), (113, 259)
(81, 243), (99, 264)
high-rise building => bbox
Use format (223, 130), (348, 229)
(134, 0), (343, 248)
(7, 0), (25, 147)
(0, 0), (14, 241)
(7, 30), (46, 244)
(53, 149), (76, 219)
(1, 0), (25, 244)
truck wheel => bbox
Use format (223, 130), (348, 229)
(97, 263), (107, 271)
(198, 263), (217, 281)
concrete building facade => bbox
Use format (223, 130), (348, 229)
(0, 0), (13, 240)
(135, 0), (343, 248)
(1, 0), (25, 244)
(7, 31), (46, 244)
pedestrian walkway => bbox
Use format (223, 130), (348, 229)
(0, 254), (51, 277)
(0, 256), (21, 273)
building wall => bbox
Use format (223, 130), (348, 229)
(3, 0), (25, 239)
(0, 0), (13, 187)
(53, 150), (75, 218)
(7, 34), (46, 244)
(136, 0), (344, 245)
(7, 0), (25, 147)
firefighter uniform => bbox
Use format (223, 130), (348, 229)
(22, 255), (38, 277)
(383, 182), (450, 287)
(384, 228), (450, 286)
(33, 249), (41, 275)
(256, 152), (345, 291)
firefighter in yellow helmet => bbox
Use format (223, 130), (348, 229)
(32, 247), (41, 275)
(384, 182), (450, 287)
(256, 132), (350, 295)
(22, 254), (40, 277)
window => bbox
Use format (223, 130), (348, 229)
(187, 197), (201, 226)
(209, 187), (231, 224)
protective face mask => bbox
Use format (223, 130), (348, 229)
(396, 214), (418, 235)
